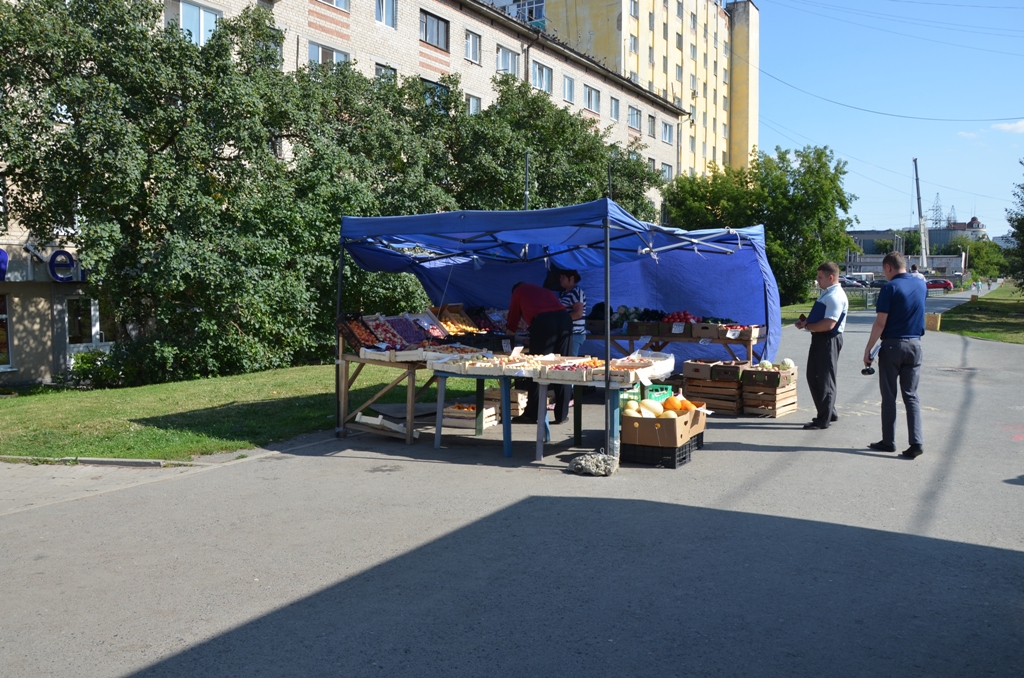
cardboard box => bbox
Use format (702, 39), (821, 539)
(620, 406), (705, 448)
(710, 361), (750, 382)
(691, 323), (722, 338)
(717, 325), (763, 341)
(683, 360), (721, 380)
(659, 321), (692, 337)
(626, 321), (661, 337)
(925, 313), (941, 331)
(742, 367), (798, 388)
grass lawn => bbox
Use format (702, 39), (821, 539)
(0, 365), (483, 461)
(939, 282), (1024, 345)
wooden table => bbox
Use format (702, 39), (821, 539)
(337, 353), (436, 444)
(433, 373), (514, 458)
(587, 334), (763, 364)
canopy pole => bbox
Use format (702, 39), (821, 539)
(335, 239), (346, 437)
(524, 152), (530, 210)
(604, 215), (614, 457)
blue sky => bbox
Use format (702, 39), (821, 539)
(755, 0), (1024, 237)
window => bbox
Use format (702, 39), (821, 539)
(675, 33), (683, 50)
(0, 294), (10, 367)
(702, 141), (707, 158)
(496, 46), (519, 76)
(629, 0), (639, 18)
(420, 11), (449, 51)
(563, 75), (575, 103)
(179, 1), (219, 46)
(675, 64), (682, 81)
(703, 23), (708, 39)
(713, 88), (717, 104)
(689, 104), (695, 120)
(714, 32), (718, 48)
(689, 135), (695, 152)
(722, 123), (728, 138)
(422, 79), (449, 108)
(702, 82), (707, 97)
(465, 30), (481, 63)
(690, 12), (697, 30)
(724, 41), (730, 57)
(648, 46), (654, 64)
(703, 52), (707, 68)
(723, 95), (729, 111)
(466, 94), (481, 114)
(629, 35), (638, 53)
(714, 60), (718, 76)
(712, 145), (716, 162)
(673, 95), (682, 106)
(648, 12), (655, 30)
(676, 1), (683, 18)
(310, 42), (349, 64)
(663, 23), (668, 40)
(647, 114), (655, 137)
(629, 70), (639, 83)
(690, 74), (697, 90)
(662, 56), (668, 73)
(723, 68), (728, 83)
(628, 106), (642, 130)
(318, 0), (349, 10)
(583, 84), (600, 113)
(66, 298), (116, 346)
(532, 61), (552, 93)
(376, 0), (396, 27)
(648, 157), (656, 171)
(712, 117), (716, 133)
(375, 63), (396, 78)
(610, 97), (620, 121)
(702, 111), (707, 127)
(662, 163), (673, 181)
(722, 151), (728, 165)
(690, 43), (697, 60)
(661, 121), (674, 144)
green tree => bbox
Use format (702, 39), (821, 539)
(874, 239), (894, 254)
(936, 236), (1006, 279)
(661, 146), (858, 304)
(1006, 161), (1024, 287)
(902, 229), (922, 256)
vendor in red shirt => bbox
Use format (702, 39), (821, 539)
(506, 282), (573, 425)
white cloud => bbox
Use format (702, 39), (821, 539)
(992, 120), (1024, 133)
(958, 131), (978, 139)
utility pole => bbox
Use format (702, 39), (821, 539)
(913, 158), (930, 270)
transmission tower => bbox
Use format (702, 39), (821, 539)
(930, 193), (944, 228)
(947, 205), (957, 226)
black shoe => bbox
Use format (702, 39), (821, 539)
(868, 441), (897, 453)
(803, 421), (828, 430)
(902, 444), (923, 459)
(830, 414), (839, 422)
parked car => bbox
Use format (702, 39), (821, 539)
(868, 279), (887, 288)
(926, 279), (954, 291)
(839, 276), (865, 288)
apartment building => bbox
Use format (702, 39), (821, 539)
(163, 0), (683, 185)
(497, 0), (758, 174)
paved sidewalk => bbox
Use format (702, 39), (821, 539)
(1, 310), (1022, 677)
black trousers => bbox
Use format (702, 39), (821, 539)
(806, 332), (843, 426)
(878, 337), (923, 446)
(523, 310), (573, 422)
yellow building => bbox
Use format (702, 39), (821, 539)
(506, 0), (758, 175)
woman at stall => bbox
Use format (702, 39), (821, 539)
(559, 270), (587, 356)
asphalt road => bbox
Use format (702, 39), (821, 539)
(1, 287), (1022, 677)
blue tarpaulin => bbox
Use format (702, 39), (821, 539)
(340, 199), (782, 363)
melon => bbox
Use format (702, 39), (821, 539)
(658, 410), (678, 419)
(622, 409), (641, 418)
(623, 400), (640, 411)
(638, 399), (664, 416)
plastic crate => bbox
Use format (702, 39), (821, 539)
(618, 383), (672, 405)
(620, 433), (704, 469)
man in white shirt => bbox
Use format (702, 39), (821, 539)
(909, 265), (926, 281)
(795, 262), (849, 430)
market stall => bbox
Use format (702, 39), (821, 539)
(336, 199), (781, 459)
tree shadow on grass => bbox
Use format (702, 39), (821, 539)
(127, 497), (1024, 677)
(131, 383), (478, 452)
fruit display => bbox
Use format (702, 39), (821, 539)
(408, 313), (447, 340)
(363, 315), (407, 348)
(622, 394), (698, 418)
(702, 316), (737, 325)
(386, 316), (427, 345)
(345, 319), (379, 347)
(661, 310), (703, 324)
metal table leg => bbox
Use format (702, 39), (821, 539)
(433, 374), (447, 450)
(500, 377), (513, 458)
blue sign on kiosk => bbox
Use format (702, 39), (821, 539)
(47, 250), (76, 282)
(0, 248), (8, 282)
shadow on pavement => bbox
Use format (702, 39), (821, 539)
(127, 497), (1022, 677)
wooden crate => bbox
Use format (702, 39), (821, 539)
(742, 383), (798, 418)
(684, 378), (743, 414)
(443, 404), (499, 429)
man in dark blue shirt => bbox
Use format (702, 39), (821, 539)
(863, 252), (927, 459)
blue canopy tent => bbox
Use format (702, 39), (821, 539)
(337, 198), (781, 452)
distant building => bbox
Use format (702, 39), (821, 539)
(993, 234), (1017, 249)
(928, 216), (988, 249)
(848, 229), (900, 255)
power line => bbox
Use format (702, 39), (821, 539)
(764, 0), (1024, 58)
(758, 68), (1024, 121)
(786, 0), (1024, 37)
(883, 0), (1024, 9)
